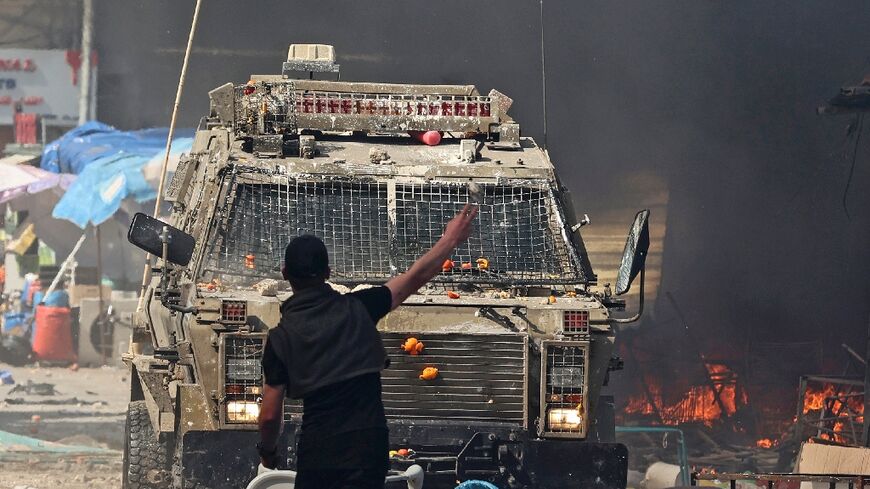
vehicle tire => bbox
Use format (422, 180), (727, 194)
(123, 401), (172, 489)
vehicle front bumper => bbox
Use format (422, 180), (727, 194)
(179, 421), (627, 489)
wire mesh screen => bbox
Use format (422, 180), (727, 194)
(395, 183), (580, 283)
(201, 167), (582, 285)
(223, 334), (265, 424)
(544, 343), (588, 435)
(203, 172), (391, 283)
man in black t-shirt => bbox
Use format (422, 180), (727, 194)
(257, 203), (478, 489)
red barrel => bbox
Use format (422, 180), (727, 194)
(32, 306), (76, 363)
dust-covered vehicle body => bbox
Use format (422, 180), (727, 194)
(125, 45), (646, 489)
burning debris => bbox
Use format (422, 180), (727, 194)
(616, 327), (870, 484)
(796, 376), (865, 446)
(623, 363), (744, 427)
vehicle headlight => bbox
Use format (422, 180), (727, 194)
(222, 333), (267, 424)
(541, 341), (589, 436)
(226, 400), (260, 423)
(547, 407), (583, 431)
(226, 358), (261, 381)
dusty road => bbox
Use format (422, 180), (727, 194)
(0, 362), (128, 489)
(0, 456), (122, 489)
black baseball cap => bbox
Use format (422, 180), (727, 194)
(283, 235), (329, 279)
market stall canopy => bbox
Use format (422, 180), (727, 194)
(0, 160), (75, 205)
(42, 121), (194, 228)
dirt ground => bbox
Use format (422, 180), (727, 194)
(0, 456), (122, 489)
(0, 362), (128, 489)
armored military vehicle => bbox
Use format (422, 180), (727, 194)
(124, 44), (650, 489)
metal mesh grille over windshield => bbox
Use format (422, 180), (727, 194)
(394, 184), (577, 281)
(201, 167), (582, 285)
(203, 174), (391, 281)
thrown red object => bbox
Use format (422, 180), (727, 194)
(441, 259), (454, 272)
(401, 337), (424, 355)
(32, 306), (76, 363)
(409, 130), (442, 146)
(447, 291), (460, 299)
(419, 367), (439, 380)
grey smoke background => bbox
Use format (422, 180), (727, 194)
(96, 1), (870, 368)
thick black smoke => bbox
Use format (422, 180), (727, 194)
(97, 1), (870, 369)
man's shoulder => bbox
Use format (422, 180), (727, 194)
(347, 284), (389, 297)
(347, 286), (392, 322)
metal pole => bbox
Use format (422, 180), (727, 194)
(538, 0), (548, 149)
(40, 232), (88, 304)
(136, 0), (203, 311)
(77, 0), (93, 126)
(96, 224), (105, 365)
(89, 61), (98, 120)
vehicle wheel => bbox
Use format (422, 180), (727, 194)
(123, 401), (172, 489)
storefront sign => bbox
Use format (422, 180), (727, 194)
(0, 49), (95, 124)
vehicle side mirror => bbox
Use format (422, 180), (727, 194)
(127, 212), (196, 267)
(615, 210), (650, 296)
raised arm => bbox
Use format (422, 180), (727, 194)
(386, 203), (478, 310)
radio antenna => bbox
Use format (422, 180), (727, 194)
(539, 0), (549, 149)
(137, 0), (203, 309)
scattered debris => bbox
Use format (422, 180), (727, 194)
(6, 397), (103, 405)
(252, 278), (287, 296)
(0, 370), (14, 385)
(369, 147), (389, 164)
(467, 182), (483, 203)
(196, 278), (223, 292)
(9, 380), (56, 396)
(54, 435), (109, 450)
(390, 447), (416, 459)
(0, 335), (33, 366)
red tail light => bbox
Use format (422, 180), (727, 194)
(563, 310), (589, 333)
(221, 300), (247, 324)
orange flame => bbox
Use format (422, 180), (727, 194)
(624, 364), (742, 426)
(802, 383), (865, 444)
(756, 438), (777, 448)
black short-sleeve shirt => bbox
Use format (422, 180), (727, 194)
(261, 285), (391, 387)
(260, 285), (393, 470)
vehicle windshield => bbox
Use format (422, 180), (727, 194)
(198, 165), (585, 287)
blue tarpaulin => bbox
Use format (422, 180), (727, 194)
(41, 121), (194, 228)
